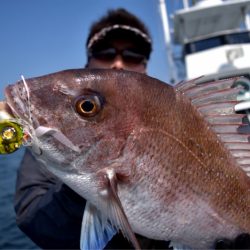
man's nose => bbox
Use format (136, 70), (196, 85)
(110, 55), (125, 70)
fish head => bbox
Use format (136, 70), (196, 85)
(4, 68), (171, 186)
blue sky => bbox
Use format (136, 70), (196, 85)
(0, 0), (184, 99)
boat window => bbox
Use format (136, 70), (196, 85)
(226, 32), (250, 44)
(184, 31), (250, 55)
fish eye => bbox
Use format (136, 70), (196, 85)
(74, 95), (102, 117)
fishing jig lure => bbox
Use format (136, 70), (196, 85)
(0, 111), (24, 154)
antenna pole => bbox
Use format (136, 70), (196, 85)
(158, 0), (178, 83)
(183, 0), (189, 9)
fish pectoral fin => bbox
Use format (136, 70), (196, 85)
(80, 201), (116, 250)
(104, 169), (141, 250)
(169, 241), (193, 250)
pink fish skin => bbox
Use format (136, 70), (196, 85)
(4, 69), (250, 249)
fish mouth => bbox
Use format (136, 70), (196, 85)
(5, 83), (32, 123)
(5, 85), (83, 174)
(4, 81), (82, 154)
(3, 83), (38, 148)
(0, 100), (15, 119)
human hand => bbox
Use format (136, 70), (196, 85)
(215, 233), (250, 249)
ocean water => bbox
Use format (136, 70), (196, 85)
(0, 148), (39, 250)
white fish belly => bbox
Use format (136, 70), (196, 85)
(118, 184), (242, 249)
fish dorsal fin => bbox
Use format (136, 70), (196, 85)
(175, 76), (250, 177)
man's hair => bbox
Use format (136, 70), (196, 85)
(86, 8), (152, 59)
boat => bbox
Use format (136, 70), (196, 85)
(160, 0), (250, 84)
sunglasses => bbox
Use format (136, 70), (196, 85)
(89, 48), (147, 65)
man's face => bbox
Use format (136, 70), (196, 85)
(87, 39), (147, 73)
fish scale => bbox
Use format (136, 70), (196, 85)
(109, 125), (246, 247)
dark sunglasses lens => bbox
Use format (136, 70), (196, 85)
(91, 48), (116, 61)
(122, 50), (146, 64)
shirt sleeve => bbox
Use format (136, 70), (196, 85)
(14, 149), (86, 249)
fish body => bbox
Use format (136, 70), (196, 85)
(4, 69), (250, 249)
